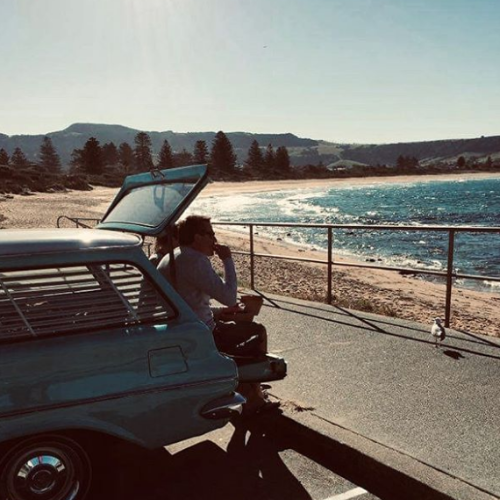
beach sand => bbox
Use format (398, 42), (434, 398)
(1, 172), (499, 338)
(202, 171), (500, 196)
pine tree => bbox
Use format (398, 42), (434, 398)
(0, 148), (9, 166)
(264, 144), (275, 174)
(456, 156), (466, 168)
(275, 146), (291, 177)
(244, 140), (264, 176)
(173, 148), (193, 167)
(134, 132), (154, 172)
(210, 131), (237, 177)
(157, 140), (174, 169)
(193, 140), (209, 164)
(11, 147), (29, 168)
(69, 148), (83, 173)
(39, 136), (61, 173)
(118, 142), (134, 173)
(102, 142), (119, 167)
(80, 137), (104, 175)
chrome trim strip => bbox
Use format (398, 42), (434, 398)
(200, 392), (246, 420)
(0, 243), (142, 260)
(0, 376), (237, 420)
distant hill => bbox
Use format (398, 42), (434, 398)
(0, 123), (499, 169)
(340, 136), (500, 166)
(0, 123), (317, 167)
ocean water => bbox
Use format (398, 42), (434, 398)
(190, 177), (500, 292)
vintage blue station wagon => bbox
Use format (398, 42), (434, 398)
(0, 164), (286, 500)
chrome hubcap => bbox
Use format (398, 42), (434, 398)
(2, 439), (89, 500)
(16, 454), (66, 495)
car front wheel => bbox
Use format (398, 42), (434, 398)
(0, 435), (91, 500)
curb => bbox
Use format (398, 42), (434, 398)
(257, 409), (499, 500)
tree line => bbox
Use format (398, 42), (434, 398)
(0, 137), (62, 173)
(1, 132), (498, 194)
(0, 131), (292, 182)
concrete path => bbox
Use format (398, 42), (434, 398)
(255, 293), (500, 499)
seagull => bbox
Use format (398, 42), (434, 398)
(431, 318), (446, 348)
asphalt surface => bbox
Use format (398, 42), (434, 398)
(254, 292), (500, 499)
(90, 422), (381, 500)
(168, 424), (381, 500)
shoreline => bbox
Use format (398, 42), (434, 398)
(201, 171), (500, 197)
(214, 226), (500, 338)
(1, 171), (499, 337)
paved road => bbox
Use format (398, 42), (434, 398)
(89, 422), (381, 500)
(90, 292), (499, 499)
(256, 293), (500, 498)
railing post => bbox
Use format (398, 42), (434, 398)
(445, 229), (455, 328)
(327, 227), (333, 304)
(250, 224), (255, 290)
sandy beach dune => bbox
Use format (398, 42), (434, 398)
(1, 172), (499, 338)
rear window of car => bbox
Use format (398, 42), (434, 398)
(101, 182), (196, 229)
(0, 262), (174, 342)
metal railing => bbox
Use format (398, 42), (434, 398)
(213, 221), (500, 328)
(56, 215), (500, 328)
(56, 216), (100, 229)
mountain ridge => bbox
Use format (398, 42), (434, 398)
(0, 122), (499, 168)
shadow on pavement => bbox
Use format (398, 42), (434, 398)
(91, 418), (312, 500)
(443, 349), (465, 360)
(262, 294), (500, 350)
(263, 297), (500, 361)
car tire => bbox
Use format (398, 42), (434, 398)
(0, 435), (91, 500)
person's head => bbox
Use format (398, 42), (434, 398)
(178, 215), (216, 256)
(154, 224), (179, 255)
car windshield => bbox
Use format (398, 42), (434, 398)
(102, 181), (196, 229)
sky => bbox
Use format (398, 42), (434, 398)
(1, 0), (500, 144)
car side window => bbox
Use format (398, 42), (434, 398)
(0, 262), (175, 342)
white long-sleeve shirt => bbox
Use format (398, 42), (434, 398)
(158, 246), (237, 330)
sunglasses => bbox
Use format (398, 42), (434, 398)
(200, 230), (216, 238)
